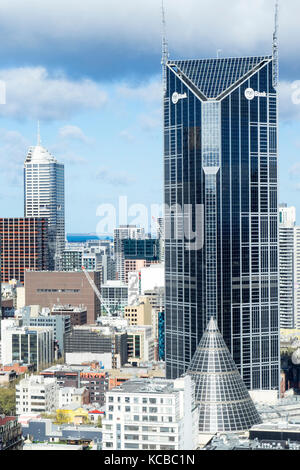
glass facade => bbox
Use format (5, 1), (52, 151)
(187, 318), (262, 432)
(24, 148), (65, 271)
(164, 55), (280, 390)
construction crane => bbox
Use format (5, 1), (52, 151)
(81, 266), (113, 317)
(81, 266), (118, 368)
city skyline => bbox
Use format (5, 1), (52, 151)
(0, 0), (299, 234)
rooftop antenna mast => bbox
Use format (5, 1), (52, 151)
(161, 0), (169, 95)
(272, 0), (279, 89)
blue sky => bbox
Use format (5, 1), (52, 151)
(0, 0), (299, 233)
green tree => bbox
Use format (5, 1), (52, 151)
(55, 410), (69, 424)
(97, 416), (102, 428)
(0, 387), (16, 415)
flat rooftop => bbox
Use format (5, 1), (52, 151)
(110, 378), (178, 395)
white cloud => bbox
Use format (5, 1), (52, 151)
(0, 129), (29, 184)
(117, 78), (162, 103)
(119, 130), (135, 142)
(59, 125), (90, 142)
(96, 168), (135, 186)
(278, 81), (300, 122)
(139, 108), (162, 131)
(289, 163), (300, 180)
(0, 0), (297, 66)
(0, 67), (108, 121)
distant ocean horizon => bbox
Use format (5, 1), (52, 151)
(67, 233), (113, 243)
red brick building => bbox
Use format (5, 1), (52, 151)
(0, 218), (49, 284)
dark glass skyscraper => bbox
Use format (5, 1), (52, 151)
(164, 56), (279, 390)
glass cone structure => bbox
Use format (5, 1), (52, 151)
(187, 317), (262, 433)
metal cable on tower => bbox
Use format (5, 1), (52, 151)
(272, 0), (279, 89)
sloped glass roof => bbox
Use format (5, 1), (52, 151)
(170, 56), (271, 99)
(187, 317), (262, 433)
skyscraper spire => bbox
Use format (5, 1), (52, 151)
(272, 0), (279, 89)
(161, 0), (169, 95)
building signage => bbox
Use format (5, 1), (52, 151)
(244, 88), (267, 100)
(172, 92), (187, 104)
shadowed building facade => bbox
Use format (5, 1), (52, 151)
(164, 56), (280, 390)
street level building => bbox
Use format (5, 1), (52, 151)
(16, 375), (59, 415)
(102, 375), (199, 450)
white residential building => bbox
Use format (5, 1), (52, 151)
(16, 375), (59, 415)
(279, 205), (300, 328)
(58, 387), (87, 408)
(102, 375), (199, 450)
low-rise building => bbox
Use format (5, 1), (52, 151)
(16, 375), (59, 415)
(107, 365), (165, 390)
(20, 306), (71, 356)
(56, 405), (89, 425)
(58, 387), (89, 408)
(21, 417), (102, 448)
(0, 416), (23, 450)
(249, 422), (300, 445)
(1, 322), (54, 371)
(23, 442), (84, 451)
(124, 296), (152, 327)
(0, 369), (17, 385)
(51, 304), (87, 326)
(40, 364), (109, 406)
(102, 375), (199, 450)
(65, 325), (128, 369)
(127, 325), (154, 366)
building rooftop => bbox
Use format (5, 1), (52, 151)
(0, 416), (16, 426)
(169, 55), (272, 100)
(109, 378), (182, 395)
(23, 443), (83, 451)
(251, 421), (300, 433)
(25, 144), (57, 164)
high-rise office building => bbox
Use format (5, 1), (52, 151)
(279, 205), (300, 329)
(24, 132), (65, 270)
(113, 226), (145, 282)
(0, 218), (49, 284)
(164, 55), (279, 389)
